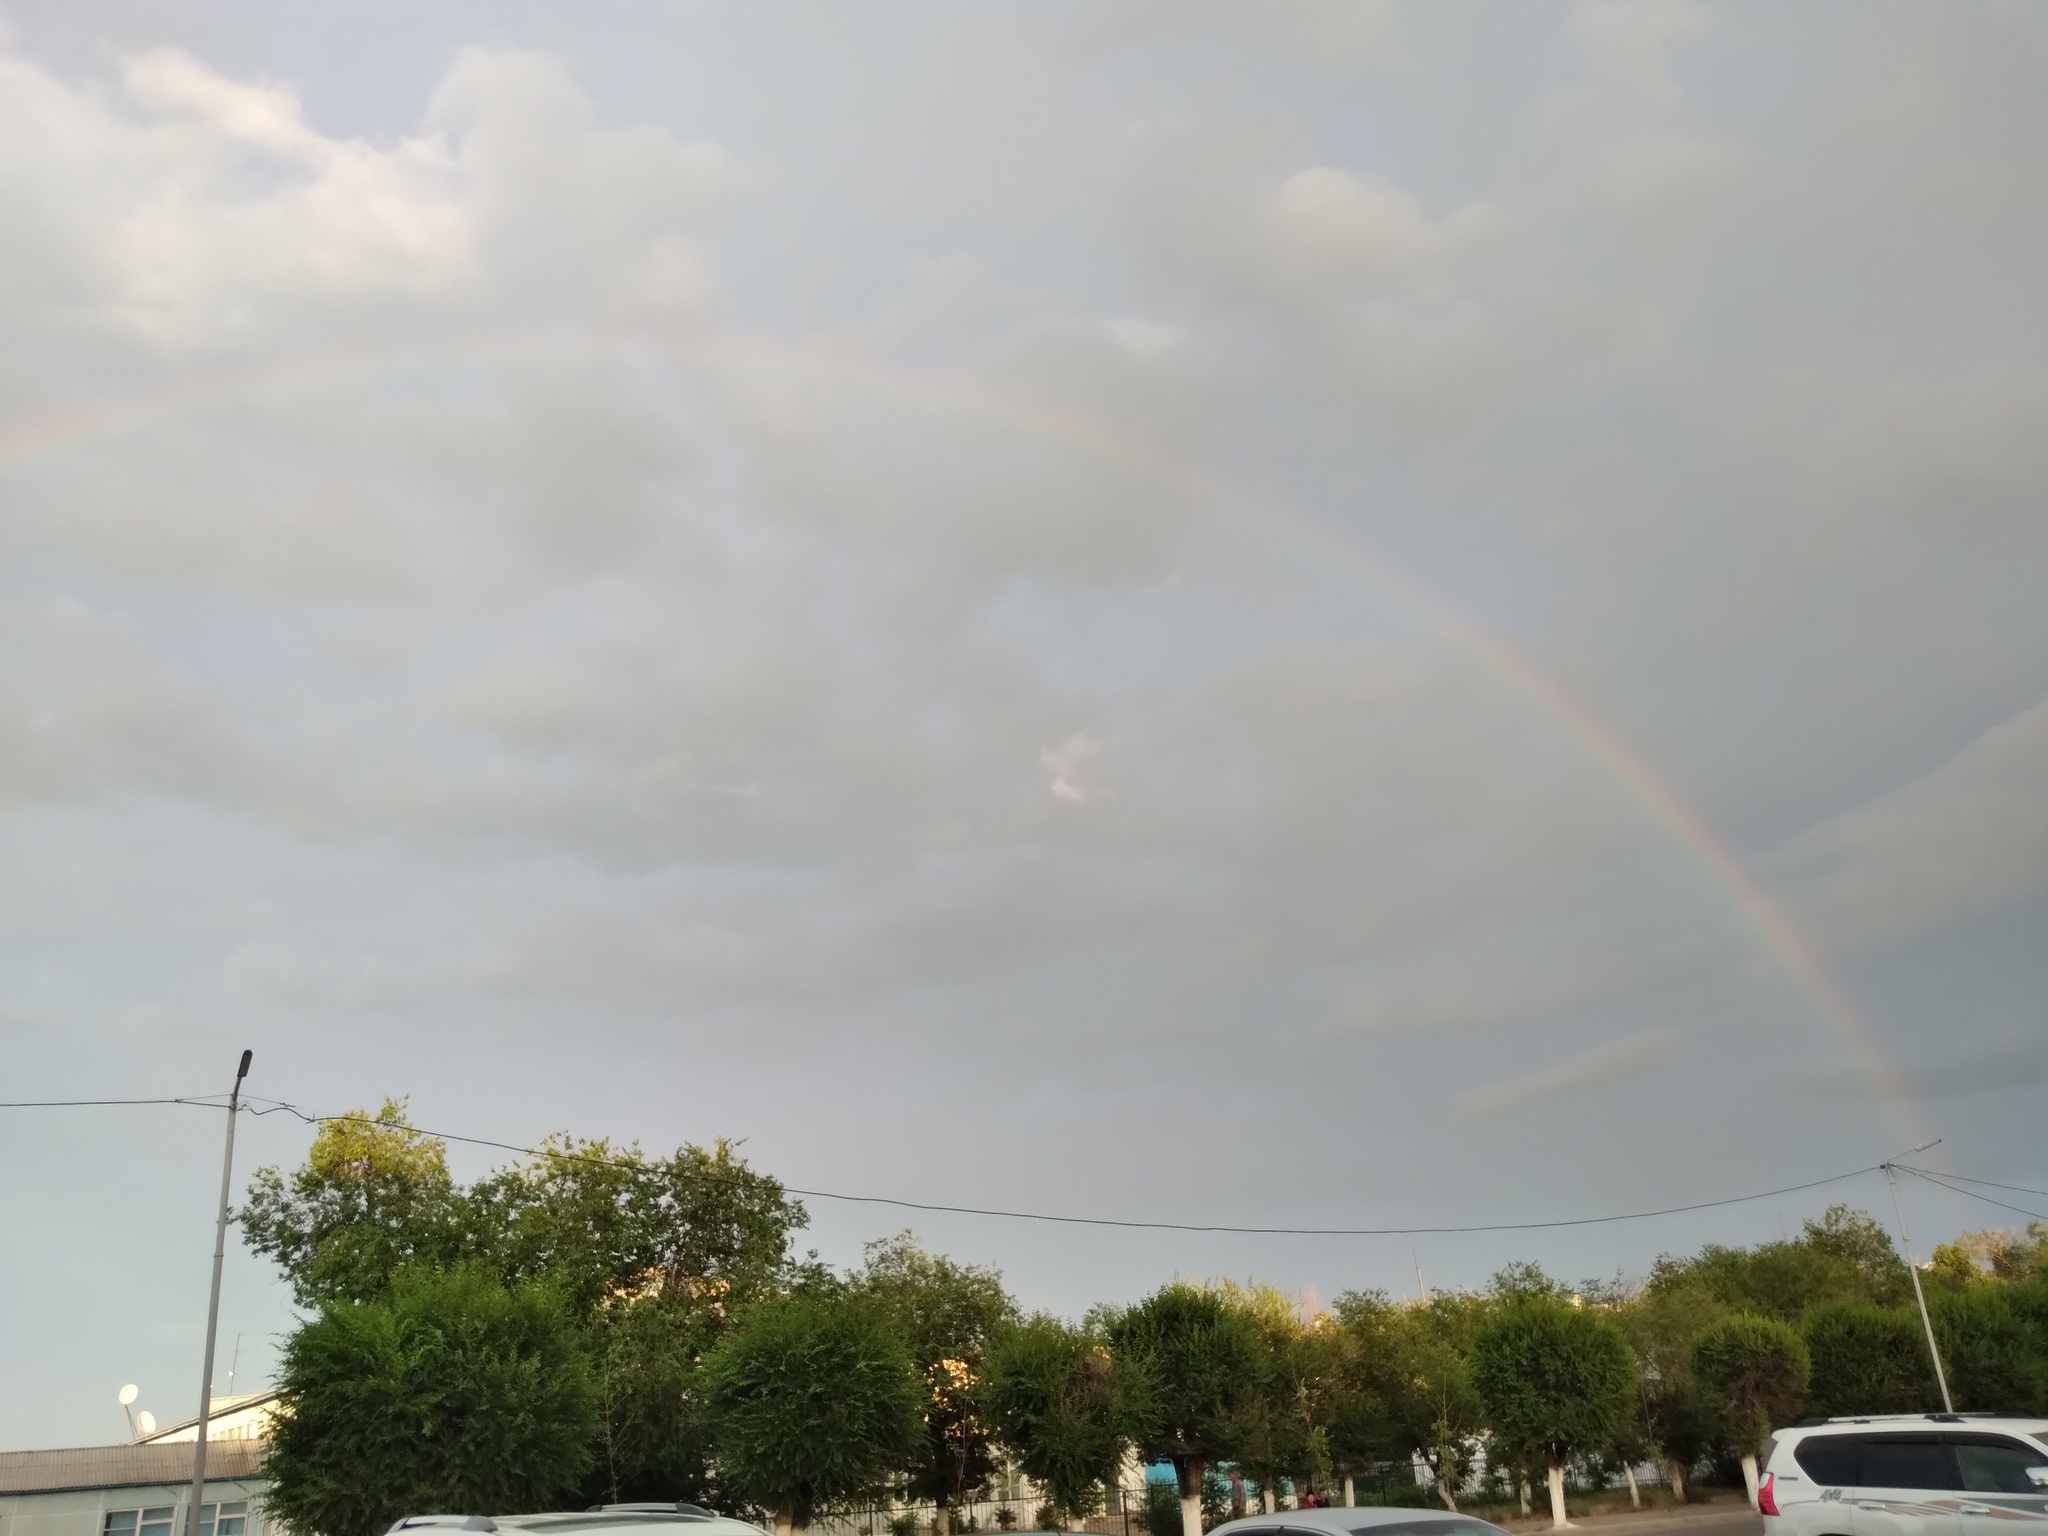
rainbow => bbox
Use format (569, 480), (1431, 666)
(0, 327), (1930, 1147)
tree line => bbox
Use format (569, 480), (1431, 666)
(241, 1105), (2048, 1536)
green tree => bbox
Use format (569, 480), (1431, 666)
(984, 1315), (1129, 1524)
(1470, 1295), (1634, 1529)
(1690, 1313), (1809, 1508)
(1932, 1285), (2048, 1414)
(1612, 1282), (1723, 1500)
(1222, 1283), (1311, 1513)
(1647, 1208), (1908, 1325)
(1305, 1302), (1395, 1508)
(586, 1292), (727, 1507)
(473, 1136), (808, 1315)
(1109, 1283), (1265, 1536)
(702, 1294), (923, 1536)
(240, 1101), (473, 1308)
(1801, 1304), (1935, 1417)
(849, 1233), (1018, 1534)
(263, 1265), (598, 1536)
(1353, 1291), (1489, 1511)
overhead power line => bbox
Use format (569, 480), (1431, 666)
(1896, 1164), (2048, 1225)
(4, 1087), (1894, 1237)
(1897, 1166), (2048, 1203)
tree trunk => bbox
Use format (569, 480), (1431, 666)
(1435, 1474), (1457, 1513)
(1624, 1462), (1640, 1509)
(1343, 1474), (1355, 1509)
(934, 1504), (950, 1536)
(1740, 1454), (1760, 1512)
(1547, 1460), (1568, 1529)
(774, 1505), (795, 1536)
(1666, 1459), (1687, 1503)
(1261, 1486), (1274, 1516)
(1180, 1459), (1205, 1536)
(1519, 1475), (1532, 1517)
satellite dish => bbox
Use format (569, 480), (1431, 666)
(119, 1385), (139, 1406)
(135, 1411), (157, 1437)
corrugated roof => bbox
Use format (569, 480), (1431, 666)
(0, 1442), (266, 1495)
(138, 1389), (283, 1444)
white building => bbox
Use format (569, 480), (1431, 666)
(0, 1437), (268, 1536)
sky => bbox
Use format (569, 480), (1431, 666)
(1, 0), (2045, 1451)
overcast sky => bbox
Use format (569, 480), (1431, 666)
(3, 0), (2046, 1451)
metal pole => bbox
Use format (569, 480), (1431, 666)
(187, 1050), (252, 1536)
(1882, 1157), (1952, 1414)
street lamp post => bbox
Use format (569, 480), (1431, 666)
(1880, 1142), (1953, 1415)
(186, 1050), (253, 1536)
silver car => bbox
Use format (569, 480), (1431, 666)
(1211, 1507), (1511, 1536)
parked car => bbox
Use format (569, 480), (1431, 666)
(1761, 1414), (2048, 1536)
(390, 1509), (766, 1536)
(1212, 1508), (1509, 1536)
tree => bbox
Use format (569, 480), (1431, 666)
(848, 1233), (1019, 1535)
(984, 1315), (1129, 1525)
(240, 1101), (473, 1308)
(1470, 1295), (1634, 1529)
(1109, 1283), (1266, 1536)
(474, 1136), (809, 1316)
(1221, 1284), (1311, 1513)
(1690, 1313), (1809, 1508)
(702, 1294), (923, 1536)
(1647, 1208), (1907, 1325)
(1612, 1282), (1723, 1500)
(585, 1291), (727, 1507)
(1801, 1304), (1935, 1417)
(263, 1265), (598, 1536)
(1306, 1301), (1396, 1508)
(1932, 1285), (2048, 1414)
(1363, 1291), (1490, 1512)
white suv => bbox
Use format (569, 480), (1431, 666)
(1761, 1416), (2048, 1536)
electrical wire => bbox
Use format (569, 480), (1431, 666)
(1896, 1164), (2048, 1225)
(5, 1087), (1893, 1237)
(1896, 1166), (2048, 1203)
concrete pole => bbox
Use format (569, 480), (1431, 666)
(1882, 1159), (1953, 1414)
(186, 1051), (252, 1536)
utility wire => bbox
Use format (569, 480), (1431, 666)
(6, 1088), (1891, 1237)
(0, 1095), (234, 1108)
(1896, 1166), (2048, 1203)
(1897, 1165), (2048, 1226)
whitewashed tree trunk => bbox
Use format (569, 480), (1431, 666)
(774, 1505), (795, 1536)
(1343, 1474), (1355, 1509)
(934, 1506), (950, 1536)
(1741, 1454), (1760, 1511)
(1180, 1487), (1203, 1536)
(1519, 1475), (1532, 1517)
(1667, 1459), (1687, 1503)
(1436, 1474), (1458, 1513)
(1261, 1487), (1274, 1515)
(1547, 1460), (1568, 1529)
(1624, 1462), (1640, 1509)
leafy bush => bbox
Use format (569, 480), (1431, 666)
(1934, 1285), (2048, 1413)
(1802, 1304), (1934, 1416)
(264, 1265), (598, 1536)
(702, 1294), (923, 1527)
(1691, 1313), (1809, 1458)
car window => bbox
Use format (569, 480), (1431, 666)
(1951, 1436), (2048, 1495)
(1862, 1436), (1959, 1491)
(1795, 1435), (1863, 1487)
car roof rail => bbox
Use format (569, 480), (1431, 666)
(585, 1509), (714, 1521)
(389, 1519), (497, 1533)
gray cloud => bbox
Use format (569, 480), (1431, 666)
(0, 1), (2044, 1451)
(1455, 1026), (1687, 1121)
